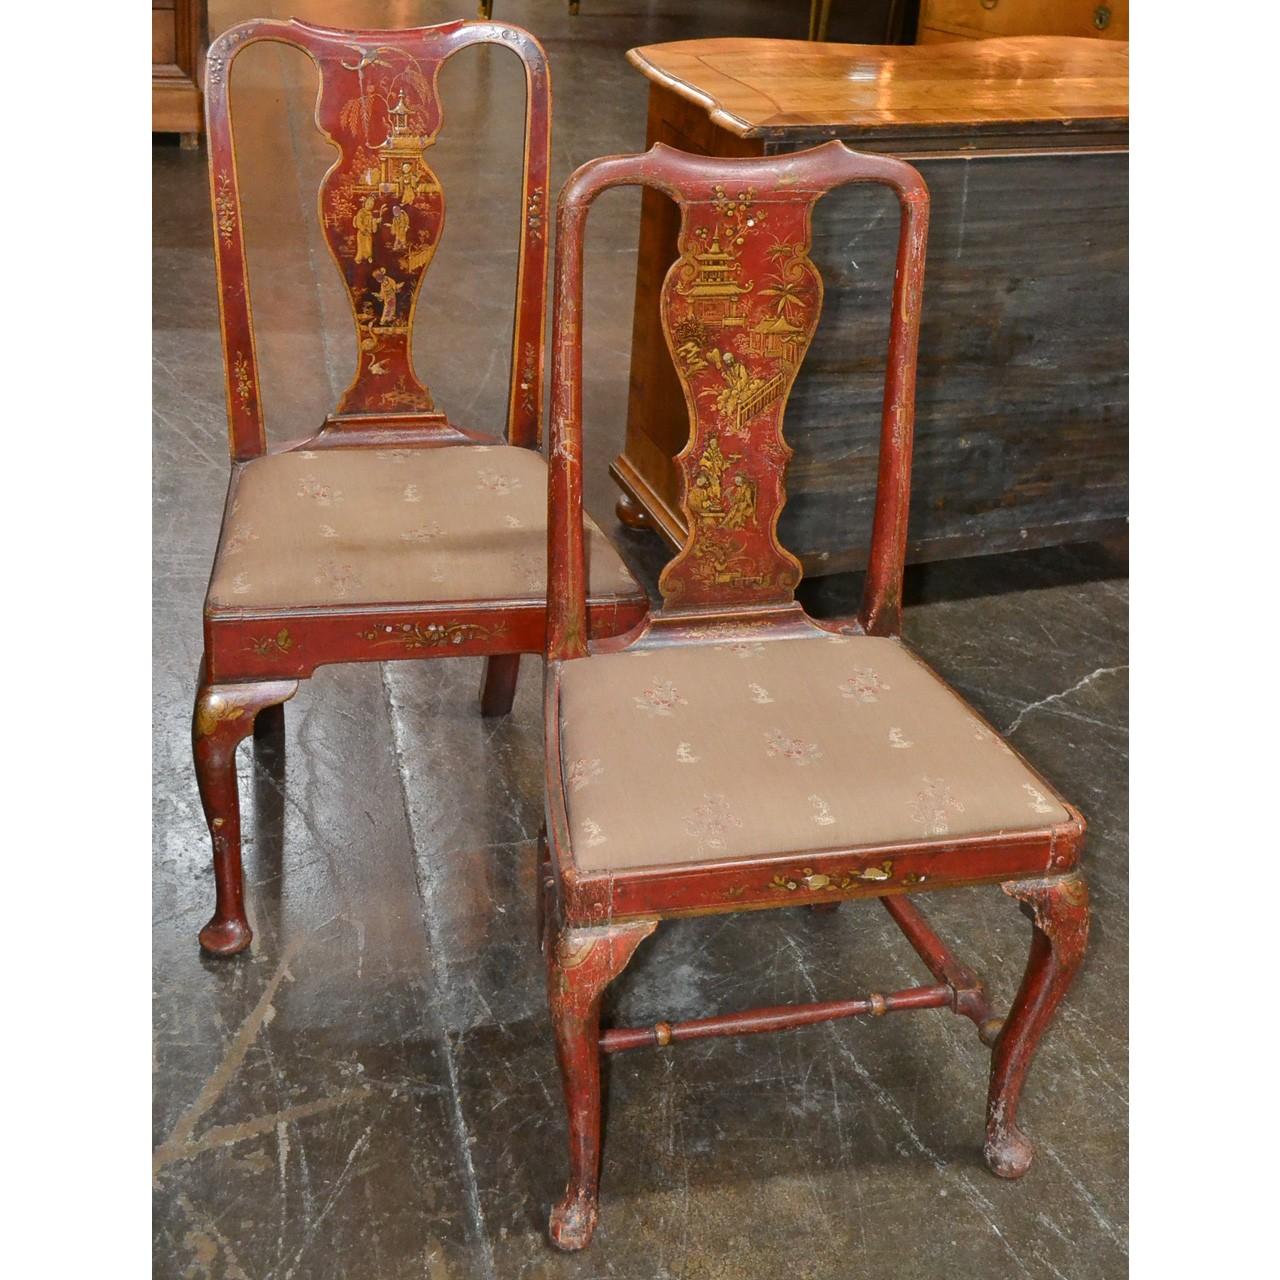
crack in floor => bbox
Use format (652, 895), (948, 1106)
(381, 663), (499, 1280)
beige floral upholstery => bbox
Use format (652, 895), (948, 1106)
(556, 635), (1070, 872)
(207, 445), (641, 610)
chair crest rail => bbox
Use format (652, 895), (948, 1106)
(547, 141), (928, 658)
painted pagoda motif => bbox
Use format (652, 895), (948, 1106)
(659, 191), (822, 610)
(676, 234), (753, 328)
(352, 91), (443, 207)
(312, 50), (449, 417)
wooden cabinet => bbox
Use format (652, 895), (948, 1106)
(616, 36), (1129, 574)
(918, 0), (1128, 43)
(152, 0), (208, 144)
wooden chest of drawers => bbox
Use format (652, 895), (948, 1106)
(152, 0), (207, 144)
(918, 0), (1128, 43)
(616, 36), (1129, 574)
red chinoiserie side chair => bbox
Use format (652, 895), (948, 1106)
(193, 18), (646, 956)
(540, 142), (1090, 1249)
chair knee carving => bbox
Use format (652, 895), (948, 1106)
(192, 18), (646, 956)
(540, 141), (1089, 1249)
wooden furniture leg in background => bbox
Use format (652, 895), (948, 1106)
(808, 0), (834, 40)
(479, 654), (522, 717)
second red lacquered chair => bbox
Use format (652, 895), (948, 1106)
(192, 18), (646, 956)
(540, 142), (1090, 1248)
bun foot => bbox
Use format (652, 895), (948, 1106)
(985, 1116), (1035, 1179)
(199, 914), (253, 956)
(615, 491), (655, 531)
(549, 1188), (598, 1251)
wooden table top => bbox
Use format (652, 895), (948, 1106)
(627, 36), (1129, 140)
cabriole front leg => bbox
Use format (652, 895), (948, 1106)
(547, 917), (657, 1250)
(192, 674), (298, 956)
(985, 872), (1090, 1178)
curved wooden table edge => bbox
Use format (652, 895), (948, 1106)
(625, 36), (1129, 142)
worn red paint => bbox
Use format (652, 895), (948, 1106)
(192, 18), (646, 957)
(541, 141), (1090, 1250)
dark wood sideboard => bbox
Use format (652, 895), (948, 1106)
(615, 36), (1128, 574)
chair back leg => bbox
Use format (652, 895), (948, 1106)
(479, 654), (522, 718)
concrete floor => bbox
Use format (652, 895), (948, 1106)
(153, 3), (1128, 1276)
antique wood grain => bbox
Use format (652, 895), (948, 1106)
(625, 36), (1128, 140)
(616, 37), (1128, 572)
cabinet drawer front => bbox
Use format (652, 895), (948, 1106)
(920, 0), (1127, 41)
(152, 9), (176, 66)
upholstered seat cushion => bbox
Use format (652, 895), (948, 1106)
(207, 444), (641, 611)
(556, 634), (1070, 872)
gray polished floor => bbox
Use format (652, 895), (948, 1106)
(153, 3), (1128, 1276)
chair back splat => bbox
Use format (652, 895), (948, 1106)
(548, 141), (928, 658)
(205, 19), (550, 458)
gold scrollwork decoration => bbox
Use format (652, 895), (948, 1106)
(232, 353), (253, 411)
(195, 697), (246, 739)
(214, 176), (237, 247)
(767, 861), (895, 894)
(245, 628), (294, 658)
(357, 621), (506, 650)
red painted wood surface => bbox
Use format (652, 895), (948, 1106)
(192, 18), (644, 959)
(540, 141), (1091, 1250)
(205, 17), (551, 455)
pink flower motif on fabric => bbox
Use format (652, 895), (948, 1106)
(838, 667), (890, 703)
(634, 680), (688, 717)
(909, 776), (965, 835)
(716, 641), (766, 659)
(297, 476), (344, 506)
(400, 521), (443, 543)
(477, 469), (522, 496)
(222, 524), (258, 556)
(684, 793), (743, 852)
(314, 559), (359, 598)
(567, 757), (603, 793)
(765, 729), (823, 766)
